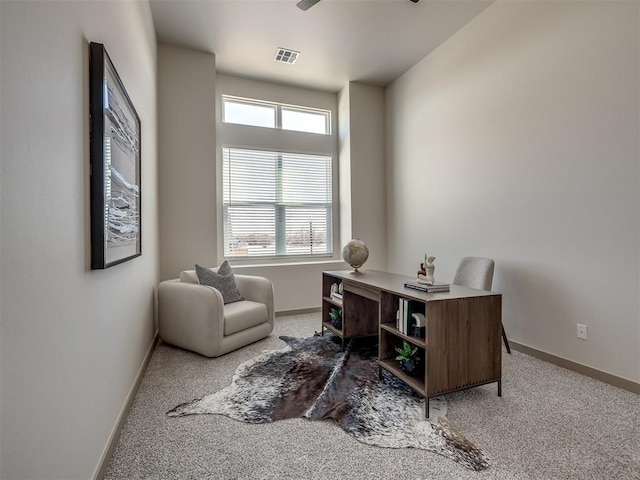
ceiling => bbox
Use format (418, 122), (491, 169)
(150, 0), (492, 92)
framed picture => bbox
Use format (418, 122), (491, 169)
(89, 42), (141, 269)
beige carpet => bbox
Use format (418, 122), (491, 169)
(105, 312), (640, 480)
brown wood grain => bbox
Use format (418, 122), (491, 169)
(322, 270), (502, 400)
(343, 290), (378, 338)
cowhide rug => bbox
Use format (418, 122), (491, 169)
(167, 334), (489, 471)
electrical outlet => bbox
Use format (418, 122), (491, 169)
(577, 324), (588, 340)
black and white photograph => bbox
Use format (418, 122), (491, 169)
(89, 41), (141, 269)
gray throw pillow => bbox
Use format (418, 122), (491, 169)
(195, 262), (243, 304)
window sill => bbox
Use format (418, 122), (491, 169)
(226, 258), (345, 269)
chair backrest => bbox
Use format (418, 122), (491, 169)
(452, 257), (494, 291)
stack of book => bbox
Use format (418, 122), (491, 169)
(404, 280), (450, 293)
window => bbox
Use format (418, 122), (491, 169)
(222, 147), (332, 258)
(222, 95), (331, 135)
(223, 97), (275, 128)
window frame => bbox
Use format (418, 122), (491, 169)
(216, 78), (339, 267)
(221, 146), (334, 261)
(222, 95), (332, 135)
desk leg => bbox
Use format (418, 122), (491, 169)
(498, 380), (502, 397)
(425, 397), (429, 419)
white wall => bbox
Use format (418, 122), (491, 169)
(0, 1), (158, 479)
(338, 85), (353, 243)
(386, 1), (639, 383)
(345, 82), (387, 270)
(158, 45), (217, 281)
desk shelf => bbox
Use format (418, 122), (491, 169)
(379, 359), (425, 394)
(321, 321), (342, 337)
(380, 323), (426, 349)
(322, 296), (343, 308)
(321, 273), (379, 345)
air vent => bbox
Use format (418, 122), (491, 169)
(274, 48), (299, 65)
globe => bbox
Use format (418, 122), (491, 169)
(342, 239), (369, 273)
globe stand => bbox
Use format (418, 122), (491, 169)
(349, 267), (365, 275)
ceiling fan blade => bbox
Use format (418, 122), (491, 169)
(297, 0), (321, 11)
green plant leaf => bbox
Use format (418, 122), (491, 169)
(394, 341), (419, 361)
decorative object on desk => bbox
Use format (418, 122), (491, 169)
(411, 312), (426, 338)
(342, 239), (369, 273)
(417, 255), (426, 276)
(329, 282), (344, 304)
(329, 307), (342, 329)
(89, 42), (141, 269)
(417, 255), (436, 285)
(167, 334), (489, 471)
(395, 341), (421, 376)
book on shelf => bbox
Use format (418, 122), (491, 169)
(397, 298), (410, 334)
(402, 298), (409, 334)
(397, 298), (404, 333)
(404, 280), (450, 293)
(396, 298), (426, 337)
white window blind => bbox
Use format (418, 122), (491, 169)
(223, 147), (333, 258)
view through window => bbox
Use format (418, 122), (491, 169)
(222, 147), (333, 258)
(222, 96), (331, 135)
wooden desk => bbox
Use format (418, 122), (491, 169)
(322, 269), (502, 417)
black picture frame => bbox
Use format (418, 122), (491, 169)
(89, 42), (141, 269)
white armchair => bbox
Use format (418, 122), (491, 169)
(158, 269), (275, 357)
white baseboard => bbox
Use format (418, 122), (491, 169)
(92, 330), (159, 480)
(276, 307), (321, 317)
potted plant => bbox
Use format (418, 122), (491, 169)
(395, 341), (421, 376)
(329, 307), (342, 329)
